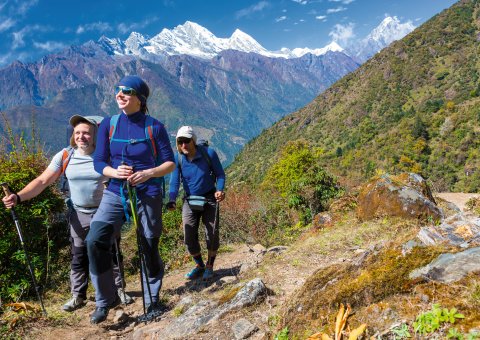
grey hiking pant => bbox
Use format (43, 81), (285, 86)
(67, 208), (125, 299)
(183, 196), (220, 255)
(86, 190), (164, 308)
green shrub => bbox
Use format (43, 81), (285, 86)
(0, 117), (68, 304)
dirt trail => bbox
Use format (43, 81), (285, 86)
(435, 192), (480, 212)
(24, 192), (480, 339)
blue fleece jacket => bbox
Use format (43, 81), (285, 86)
(169, 145), (226, 201)
(94, 111), (175, 197)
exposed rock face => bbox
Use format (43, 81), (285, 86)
(135, 278), (267, 339)
(417, 213), (480, 247)
(356, 173), (443, 221)
(409, 246), (480, 283)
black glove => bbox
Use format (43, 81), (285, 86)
(166, 201), (176, 210)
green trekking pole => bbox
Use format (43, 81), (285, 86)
(126, 182), (154, 321)
(1, 182), (48, 317)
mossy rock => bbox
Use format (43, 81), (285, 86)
(280, 245), (446, 337)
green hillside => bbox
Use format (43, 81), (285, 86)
(228, 0), (480, 192)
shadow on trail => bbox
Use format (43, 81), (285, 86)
(164, 265), (241, 295)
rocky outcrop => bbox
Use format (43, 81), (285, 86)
(356, 173), (443, 221)
(409, 247), (480, 283)
(416, 213), (480, 247)
(134, 278), (267, 340)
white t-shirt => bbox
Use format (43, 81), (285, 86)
(48, 148), (106, 213)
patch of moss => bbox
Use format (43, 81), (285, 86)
(281, 244), (447, 336)
(218, 286), (241, 305)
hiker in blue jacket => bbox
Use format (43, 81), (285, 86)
(167, 126), (226, 281)
(2, 115), (133, 312)
(86, 75), (175, 324)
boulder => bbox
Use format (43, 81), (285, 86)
(356, 173), (443, 221)
(409, 247), (480, 283)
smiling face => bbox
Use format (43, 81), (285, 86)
(73, 122), (95, 154)
(116, 90), (141, 115)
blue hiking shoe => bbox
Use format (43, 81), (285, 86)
(203, 266), (214, 281)
(185, 265), (205, 280)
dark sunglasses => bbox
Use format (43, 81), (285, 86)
(177, 138), (192, 145)
(115, 86), (137, 96)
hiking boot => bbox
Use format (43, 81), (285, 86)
(117, 288), (134, 305)
(185, 265), (205, 280)
(146, 301), (161, 314)
(90, 307), (109, 324)
(90, 296), (120, 324)
(203, 266), (214, 281)
(62, 296), (85, 312)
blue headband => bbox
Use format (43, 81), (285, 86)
(118, 75), (150, 102)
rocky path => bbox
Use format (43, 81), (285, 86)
(435, 192), (480, 212)
(23, 192), (480, 339)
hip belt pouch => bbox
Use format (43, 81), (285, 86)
(186, 195), (207, 211)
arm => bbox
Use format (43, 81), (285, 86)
(209, 148), (226, 202)
(2, 168), (60, 208)
(93, 117), (135, 180)
(168, 153), (181, 202)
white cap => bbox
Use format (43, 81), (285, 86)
(176, 126), (197, 143)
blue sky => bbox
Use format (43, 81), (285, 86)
(0, 0), (457, 68)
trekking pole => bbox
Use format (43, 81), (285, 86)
(126, 182), (153, 319)
(213, 201), (220, 238)
(113, 238), (128, 306)
(1, 182), (48, 317)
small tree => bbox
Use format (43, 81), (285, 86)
(262, 140), (342, 224)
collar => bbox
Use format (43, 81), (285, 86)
(123, 111), (144, 123)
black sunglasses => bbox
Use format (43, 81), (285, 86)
(177, 138), (192, 145)
(115, 86), (137, 96)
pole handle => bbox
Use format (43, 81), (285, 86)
(0, 182), (12, 196)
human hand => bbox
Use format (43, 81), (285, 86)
(166, 201), (176, 211)
(2, 193), (17, 209)
(116, 164), (133, 179)
(127, 169), (152, 186)
(215, 191), (225, 202)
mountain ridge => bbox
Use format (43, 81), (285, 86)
(228, 0), (480, 192)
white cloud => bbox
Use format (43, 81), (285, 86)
(33, 40), (66, 52)
(0, 17), (15, 32)
(17, 0), (38, 15)
(328, 0), (354, 3)
(327, 6), (347, 14)
(76, 21), (112, 34)
(275, 16), (287, 22)
(236, 1), (270, 19)
(117, 17), (159, 34)
(12, 28), (28, 48)
(11, 24), (50, 49)
(328, 22), (355, 45)
(316, 15), (327, 21)
(292, 0), (308, 4)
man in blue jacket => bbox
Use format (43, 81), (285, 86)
(167, 126), (226, 281)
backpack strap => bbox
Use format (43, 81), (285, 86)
(144, 115), (158, 163)
(177, 145), (215, 182)
(60, 147), (75, 194)
(61, 147), (75, 174)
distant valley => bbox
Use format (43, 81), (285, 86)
(0, 18), (413, 164)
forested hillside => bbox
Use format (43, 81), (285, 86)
(228, 0), (480, 192)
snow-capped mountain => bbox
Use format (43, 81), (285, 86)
(349, 16), (416, 62)
(100, 21), (346, 60)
